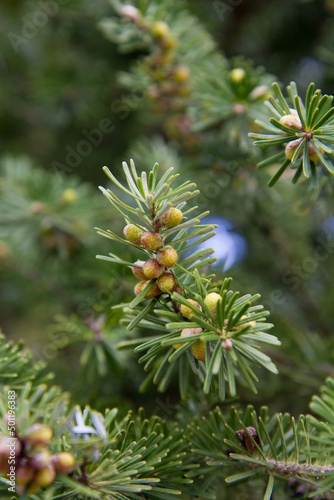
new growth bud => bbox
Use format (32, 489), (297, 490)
(229, 68), (246, 84)
(204, 292), (222, 314)
(157, 271), (177, 292)
(143, 259), (165, 279)
(279, 113), (303, 131)
(180, 299), (202, 319)
(134, 280), (161, 299)
(131, 260), (146, 279)
(174, 327), (206, 360)
(150, 20), (170, 39)
(61, 188), (78, 204)
(156, 246), (178, 267)
(141, 231), (163, 251)
(25, 424), (53, 448)
(285, 138), (303, 161)
(51, 452), (75, 474)
(173, 327), (203, 354)
(172, 65), (190, 83)
(160, 207), (183, 228)
(30, 447), (52, 470)
(308, 143), (323, 161)
(34, 464), (56, 487)
(120, 5), (141, 23)
(123, 224), (144, 244)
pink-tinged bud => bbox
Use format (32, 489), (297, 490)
(180, 299), (202, 319)
(34, 463), (56, 487)
(156, 246), (178, 267)
(249, 85), (270, 100)
(25, 424), (53, 448)
(30, 201), (45, 214)
(16, 462), (35, 485)
(131, 260), (147, 279)
(160, 207), (183, 228)
(222, 339), (233, 350)
(233, 103), (248, 115)
(140, 231), (163, 251)
(173, 327), (202, 350)
(51, 452), (75, 474)
(285, 138), (303, 161)
(123, 224), (144, 244)
(279, 113), (303, 131)
(157, 271), (177, 293)
(30, 447), (52, 470)
(120, 5), (141, 23)
(308, 142), (323, 161)
(142, 259), (165, 279)
(0, 437), (21, 460)
(134, 280), (161, 299)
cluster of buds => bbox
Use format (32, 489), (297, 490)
(174, 291), (257, 362)
(228, 67), (272, 117)
(146, 19), (191, 111)
(281, 109), (323, 162)
(124, 207), (183, 299)
(0, 423), (75, 496)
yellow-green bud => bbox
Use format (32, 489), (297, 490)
(157, 271), (177, 293)
(204, 292), (222, 313)
(25, 424), (53, 447)
(180, 299), (202, 319)
(134, 280), (161, 299)
(172, 65), (190, 83)
(160, 207), (183, 228)
(141, 231), (163, 251)
(150, 20), (170, 39)
(51, 452), (75, 474)
(123, 224), (144, 244)
(191, 340), (206, 361)
(308, 143), (323, 161)
(61, 188), (78, 204)
(143, 259), (165, 279)
(229, 68), (246, 84)
(34, 464), (56, 488)
(156, 246), (178, 267)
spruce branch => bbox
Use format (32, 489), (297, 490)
(187, 397), (334, 500)
(0, 335), (212, 499)
(98, 161), (280, 399)
(250, 81), (334, 188)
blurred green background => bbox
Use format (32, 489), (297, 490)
(1, 0), (334, 435)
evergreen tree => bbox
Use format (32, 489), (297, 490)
(1, 1), (334, 498)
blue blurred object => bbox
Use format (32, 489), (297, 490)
(194, 216), (247, 271)
(324, 215), (334, 240)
